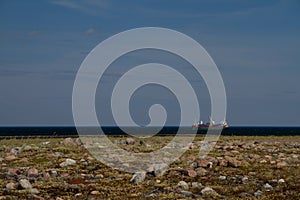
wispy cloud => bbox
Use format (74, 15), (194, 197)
(84, 28), (96, 35)
(28, 30), (43, 36)
(49, 0), (109, 15)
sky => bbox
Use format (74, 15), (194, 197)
(0, 0), (299, 126)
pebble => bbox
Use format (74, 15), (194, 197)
(6, 182), (17, 190)
(191, 182), (202, 188)
(277, 161), (288, 168)
(254, 190), (263, 197)
(177, 181), (189, 190)
(264, 183), (273, 191)
(219, 175), (226, 180)
(42, 141), (50, 145)
(180, 190), (193, 197)
(60, 158), (76, 167)
(189, 162), (198, 169)
(126, 138), (135, 145)
(187, 169), (197, 177)
(151, 163), (169, 177)
(6, 155), (17, 161)
(63, 138), (76, 146)
(10, 147), (22, 155)
(278, 178), (285, 183)
(28, 188), (40, 194)
(130, 171), (146, 184)
(91, 190), (100, 195)
(50, 170), (58, 177)
(28, 168), (39, 177)
(200, 187), (220, 197)
(19, 179), (32, 189)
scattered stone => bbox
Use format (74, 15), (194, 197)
(63, 138), (76, 146)
(19, 179), (32, 189)
(181, 190), (193, 197)
(195, 167), (208, 176)
(239, 192), (252, 198)
(60, 158), (76, 167)
(75, 193), (83, 197)
(278, 178), (285, 183)
(33, 195), (45, 200)
(200, 187), (220, 197)
(254, 190), (263, 197)
(151, 163), (169, 177)
(277, 161), (288, 168)
(197, 159), (210, 168)
(7, 168), (20, 176)
(187, 169), (197, 177)
(130, 171), (146, 184)
(23, 145), (33, 151)
(264, 183), (273, 191)
(225, 156), (242, 167)
(189, 162), (198, 169)
(187, 143), (196, 149)
(94, 174), (104, 179)
(75, 138), (82, 145)
(6, 182), (17, 190)
(28, 188), (40, 194)
(50, 170), (58, 177)
(218, 159), (228, 166)
(219, 175), (226, 181)
(27, 168), (39, 177)
(10, 147), (22, 155)
(5, 155), (17, 161)
(43, 172), (50, 179)
(242, 176), (249, 182)
(177, 181), (189, 190)
(191, 182), (202, 188)
(90, 190), (100, 195)
(126, 138), (135, 145)
(42, 141), (50, 145)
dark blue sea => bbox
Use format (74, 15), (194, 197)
(0, 126), (300, 137)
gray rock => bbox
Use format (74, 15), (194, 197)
(75, 138), (82, 145)
(181, 190), (193, 197)
(60, 158), (76, 167)
(42, 141), (50, 145)
(200, 187), (220, 197)
(50, 170), (58, 177)
(264, 183), (273, 191)
(239, 192), (252, 197)
(19, 179), (32, 189)
(130, 171), (146, 184)
(191, 182), (202, 188)
(27, 168), (39, 177)
(63, 138), (76, 146)
(219, 175), (226, 180)
(10, 147), (22, 155)
(190, 162), (198, 169)
(6, 182), (17, 190)
(28, 188), (40, 194)
(177, 181), (189, 190)
(254, 190), (263, 197)
(22, 145), (32, 151)
(149, 163), (169, 177)
(126, 138), (135, 145)
(278, 178), (285, 183)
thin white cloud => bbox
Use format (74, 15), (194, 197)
(28, 30), (43, 36)
(84, 28), (96, 35)
(49, 0), (109, 15)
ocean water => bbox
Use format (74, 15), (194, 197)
(0, 126), (300, 137)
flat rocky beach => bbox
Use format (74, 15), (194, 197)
(0, 136), (299, 199)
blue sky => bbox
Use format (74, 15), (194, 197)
(0, 0), (299, 126)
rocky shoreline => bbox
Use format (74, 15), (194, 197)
(1, 136), (300, 199)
